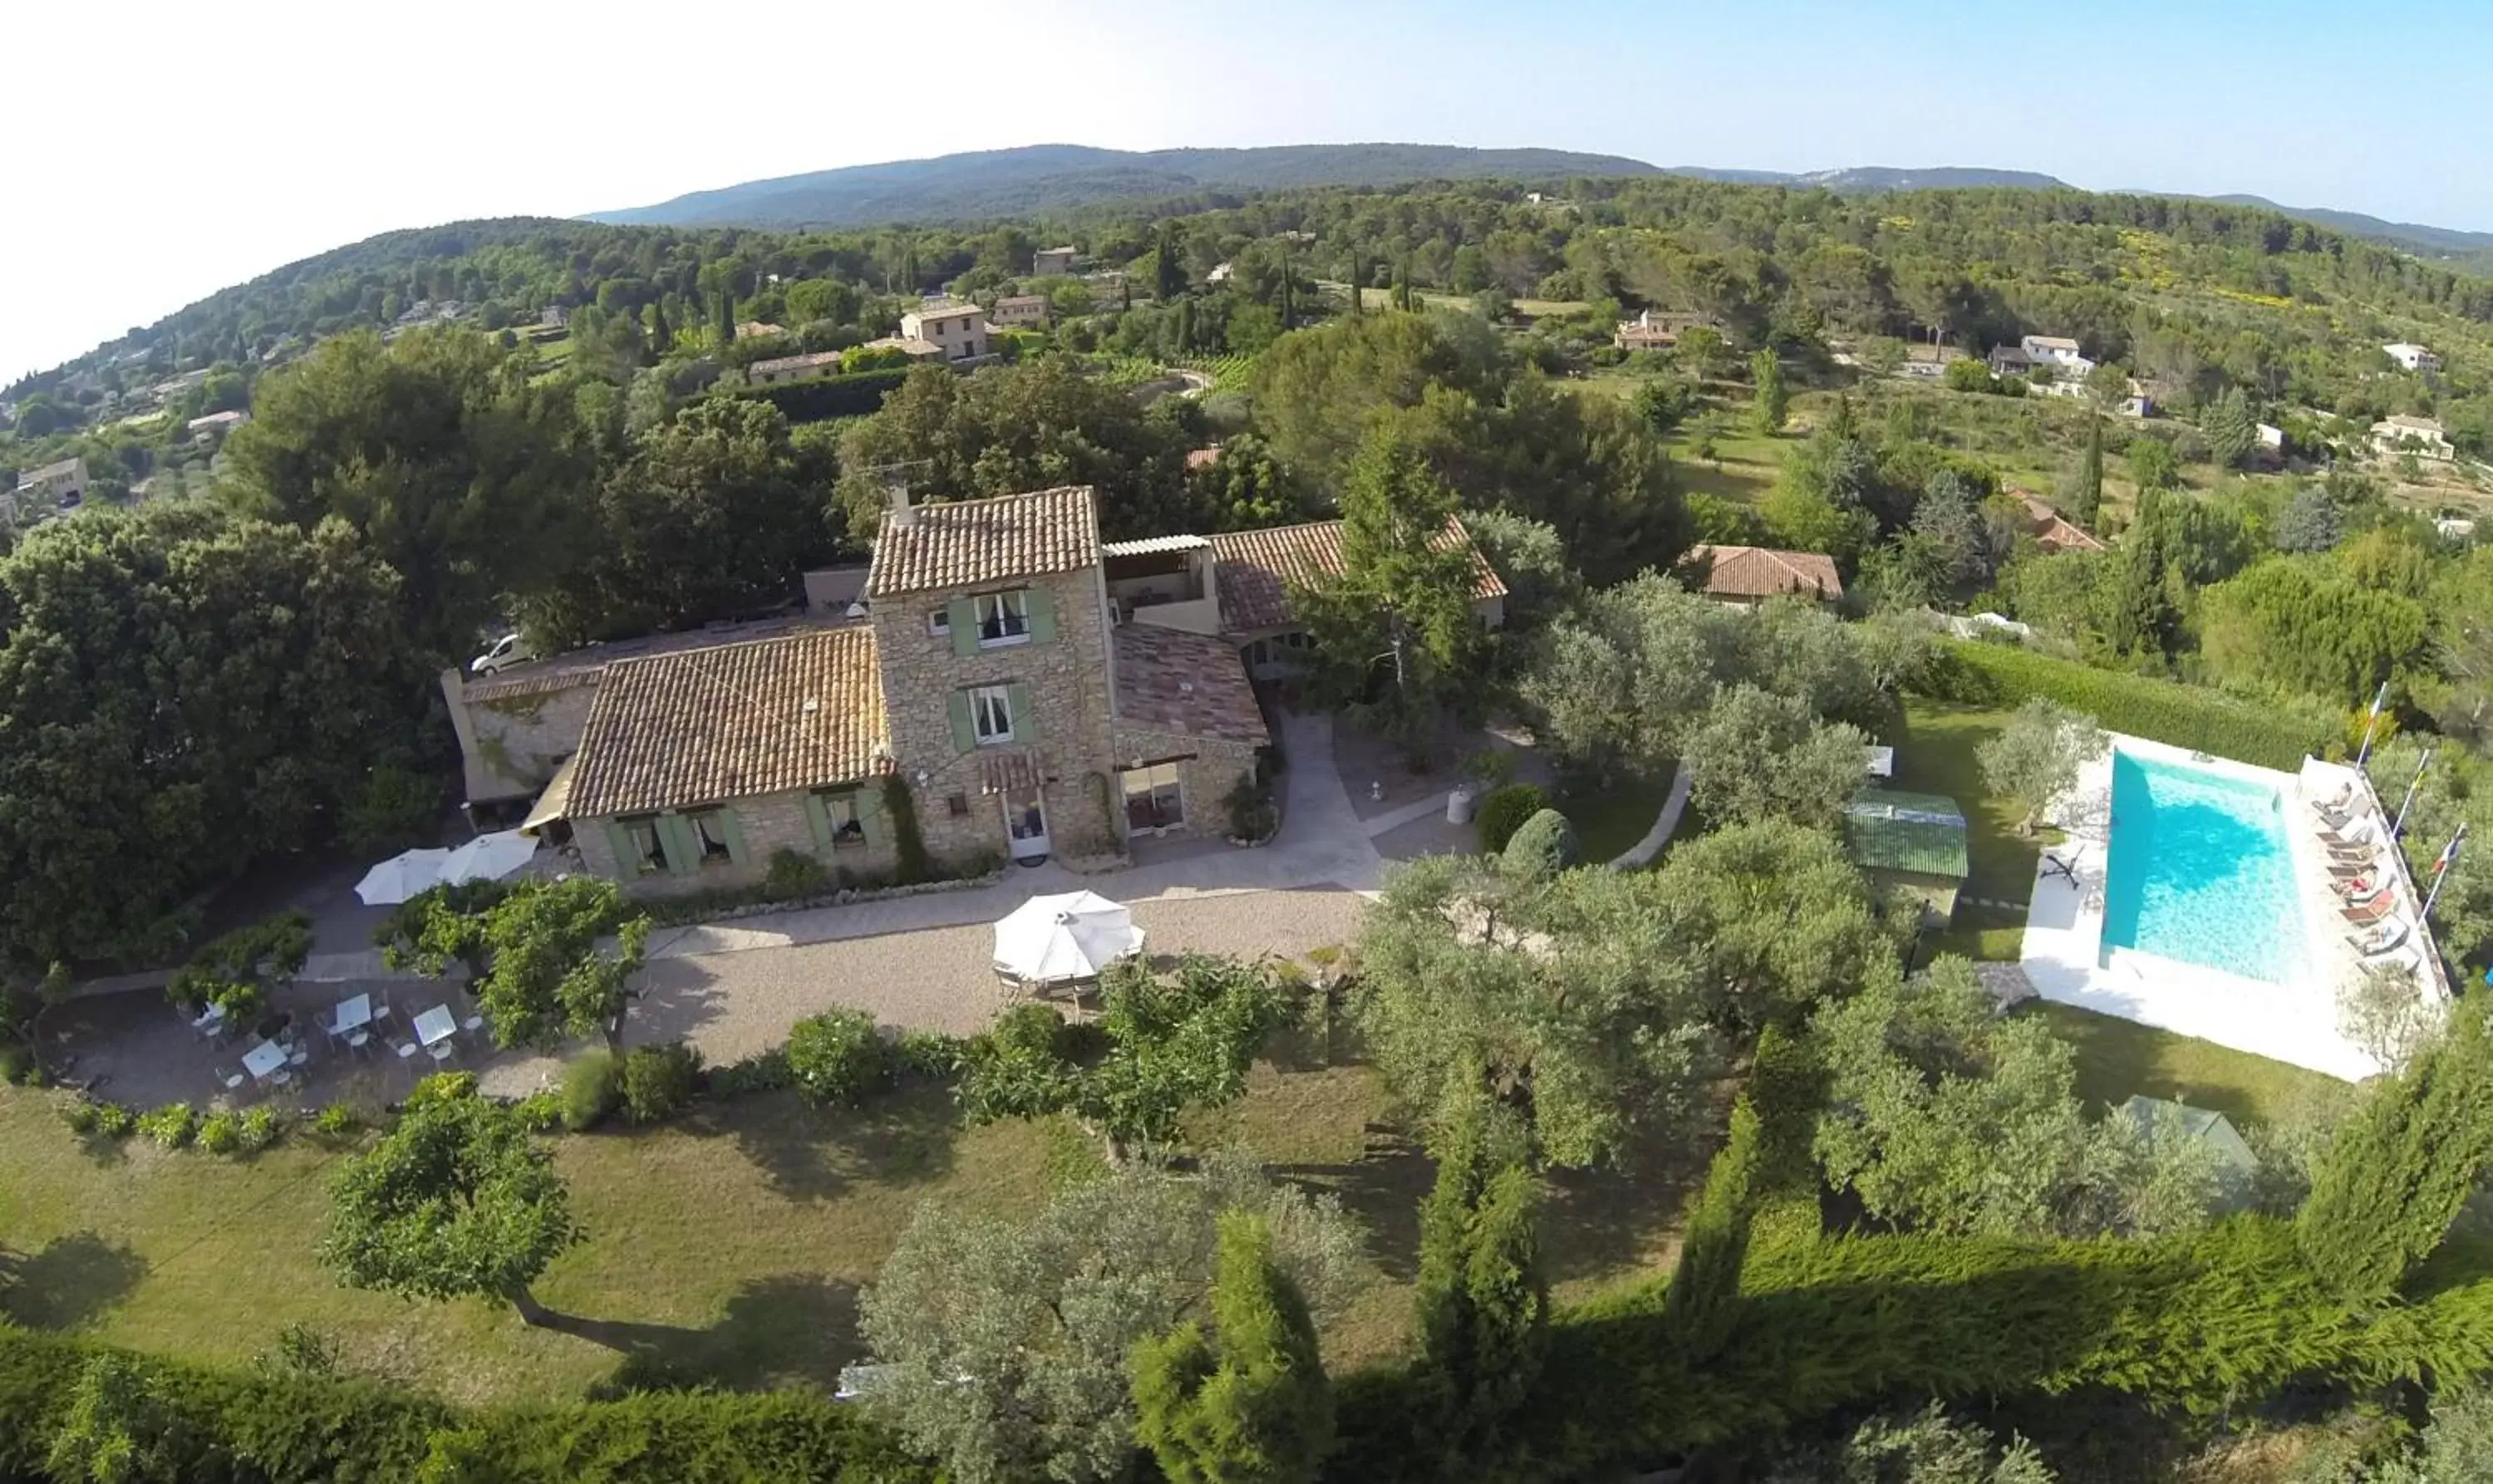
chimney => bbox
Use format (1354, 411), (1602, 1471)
(887, 483), (916, 532)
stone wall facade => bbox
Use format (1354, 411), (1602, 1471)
(574, 784), (899, 897)
(442, 669), (601, 804)
(1110, 725), (1261, 843)
(871, 563), (1122, 868)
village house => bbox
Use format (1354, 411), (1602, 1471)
(187, 409), (249, 442)
(901, 302), (992, 363)
(12, 456), (89, 509)
(1678, 544), (1845, 605)
(1614, 309), (1705, 351)
(2013, 493), (2106, 553)
(440, 487), (1508, 894)
(735, 321), (788, 341)
(989, 293), (1050, 328)
(747, 351), (846, 386)
(1034, 246), (1079, 276)
(2372, 414), (2456, 461)
(539, 305), (571, 328)
(2384, 342), (2442, 373)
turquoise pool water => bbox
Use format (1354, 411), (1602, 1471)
(2100, 750), (2304, 985)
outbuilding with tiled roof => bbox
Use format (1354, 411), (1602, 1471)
(1679, 544), (1844, 604)
(1207, 517), (1507, 636)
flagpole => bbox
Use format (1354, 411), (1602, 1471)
(2393, 749), (2434, 838)
(2422, 823), (2468, 921)
(2355, 681), (2391, 770)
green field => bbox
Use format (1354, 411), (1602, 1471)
(2029, 1001), (2347, 1129)
(0, 1049), (1707, 1405)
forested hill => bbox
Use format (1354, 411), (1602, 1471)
(585, 143), (1666, 228)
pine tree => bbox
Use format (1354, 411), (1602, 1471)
(1132, 1212), (1334, 1484)
(2297, 1000), (2493, 1304)
(1749, 350), (1789, 435)
(1413, 1093), (1547, 1466)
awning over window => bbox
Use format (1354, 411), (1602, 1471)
(518, 754), (581, 834)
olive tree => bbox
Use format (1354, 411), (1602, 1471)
(1976, 699), (2107, 836)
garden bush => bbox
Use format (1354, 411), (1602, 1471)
(619, 1042), (705, 1125)
(196, 1109), (244, 1155)
(1475, 783), (1550, 854)
(511, 1090), (563, 1133)
(91, 1103), (135, 1139)
(1921, 640), (2336, 770)
(136, 1103), (197, 1150)
(312, 1103), (363, 1139)
(1500, 808), (1580, 881)
(58, 1099), (99, 1135)
(706, 1048), (794, 1098)
(895, 1029), (967, 1081)
(725, 366), (910, 422)
(238, 1107), (283, 1152)
(784, 1009), (894, 1106)
(764, 847), (830, 897)
(0, 1043), (37, 1085)
(560, 1052), (622, 1132)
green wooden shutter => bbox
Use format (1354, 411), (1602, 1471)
(716, 808), (750, 866)
(948, 598), (979, 657)
(603, 821), (642, 877)
(1025, 587), (1056, 644)
(658, 815), (701, 876)
(1006, 682), (1035, 742)
(858, 788), (889, 848)
(949, 691), (976, 752)
(803, 792), (834, 852)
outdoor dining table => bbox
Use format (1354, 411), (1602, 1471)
(241, 1038), (290, 1084)
(413, 1005), (459, 1049)
(331, 994), (374, 1047)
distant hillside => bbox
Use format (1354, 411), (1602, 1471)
(1666, 165), (2072, 193)
(2210, 194), (2493, 273)
(587, 143), (1667, 228)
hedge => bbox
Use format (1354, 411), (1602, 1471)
(724, 366), (911, 422)
(0, 1328), (937, 1483)
(1920, 640), (2338, 771)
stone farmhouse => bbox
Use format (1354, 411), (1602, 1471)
(442, 486), (1506, 894)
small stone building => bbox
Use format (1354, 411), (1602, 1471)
(1844, 789), (1971, 921)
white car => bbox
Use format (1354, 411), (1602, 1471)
(470, 633), (535, 676)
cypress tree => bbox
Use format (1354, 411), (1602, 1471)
(713, 291), (734, 349)
(2074, 415), (2104, 529)
(1346, 253), (1365, 316)
(1749, 350), (1788, 434)
(2298, 1000), (2493, 1305)
(1131, 1212), (1334, 1484)
(1414, 1093), (1547, 1465)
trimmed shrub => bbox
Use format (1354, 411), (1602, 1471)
(1499, 808), (1579, 882)
(724, 366), (910, 422)
(511, 1091), (564, 1133)
(1922, 639), (2336, 769)
(237, 1107), (283, 1152)
(91, 1103), (135, 1139)
(1475, 783), (1549, 854)
(312, 1103), (363, 1139)
(784, 1009), (894, 1107)
(895, 1030), (967, 1082)
(618, 1043), (705, 1126)
(763, 848), (829, 898)
(559, 1052), (622, 1133)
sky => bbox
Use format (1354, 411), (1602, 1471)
(7, 0), (2489, 381)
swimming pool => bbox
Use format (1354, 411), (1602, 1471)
(2100, 749), (2307, 985)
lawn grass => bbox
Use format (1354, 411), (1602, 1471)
(1895, 700), (2062, 906)
(1554, 766), (1679, 865)
(2025, 1001), (2348, 1130)
(0, 1052), (1709, 1403)
(1922, 903), (2028, 963)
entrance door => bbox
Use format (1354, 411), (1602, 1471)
(1005, 789), (1050, 863)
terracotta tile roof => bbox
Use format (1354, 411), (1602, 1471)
(868, 486), (1101, 599)
(1114, 626), (1269, 746)
(1207, 516), (1506, 633)
(564, 627), (887, 818)
(2012, 493), (2107, 553)
(1681, 544), (1844, 602)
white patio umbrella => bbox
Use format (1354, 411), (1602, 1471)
(992, 891), (1146, 986)
(354, 848), (451, 906)
(436, 828), (543, 887)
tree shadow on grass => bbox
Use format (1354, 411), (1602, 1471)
(556, 1273), (863, 1398)
(681, 1084), (965, 1204)
(1266, 1123), (1434, 1282)
(0, 1231), (151, 1331)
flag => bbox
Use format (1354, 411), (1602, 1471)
(2434, 825), (2468, 876)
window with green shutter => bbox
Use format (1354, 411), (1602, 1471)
(656, 815), (703, 876)
(948, 691), (976, 753)
(610, 817), (666, 877)
(857, 786), (889, 848)
(1006, 681), (1036, 742)
(808, 789), (868, 851)
(1025, 587), (1056, 644)
(681, 808), (740, 868)
(947, 597), (979, 658)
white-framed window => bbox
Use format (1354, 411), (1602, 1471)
(816, 789), (865, 848)
(928, 606), (951, 636)
(619, 815), (666, 876)
(1123, 763), (1185, 833)
(971, 685), (1015, 744)
(976, 590), (1030, 646)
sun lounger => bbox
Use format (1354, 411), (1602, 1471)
(2326, 859), (2373, 881)
(2309, 780), (2355, 813)
(2341, 892), (2399, 925)
(2336, 877), (2385, 902)
(2319, 818), (2377, 848)
(2348, 920), (2412, 958)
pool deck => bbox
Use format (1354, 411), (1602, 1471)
(2018, 735), (2432, 1084)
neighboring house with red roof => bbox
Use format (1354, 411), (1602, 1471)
(1679, 544), (1844, 605)
(2012, 492), (2107, 553)
(441, 487), (1507, 890)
